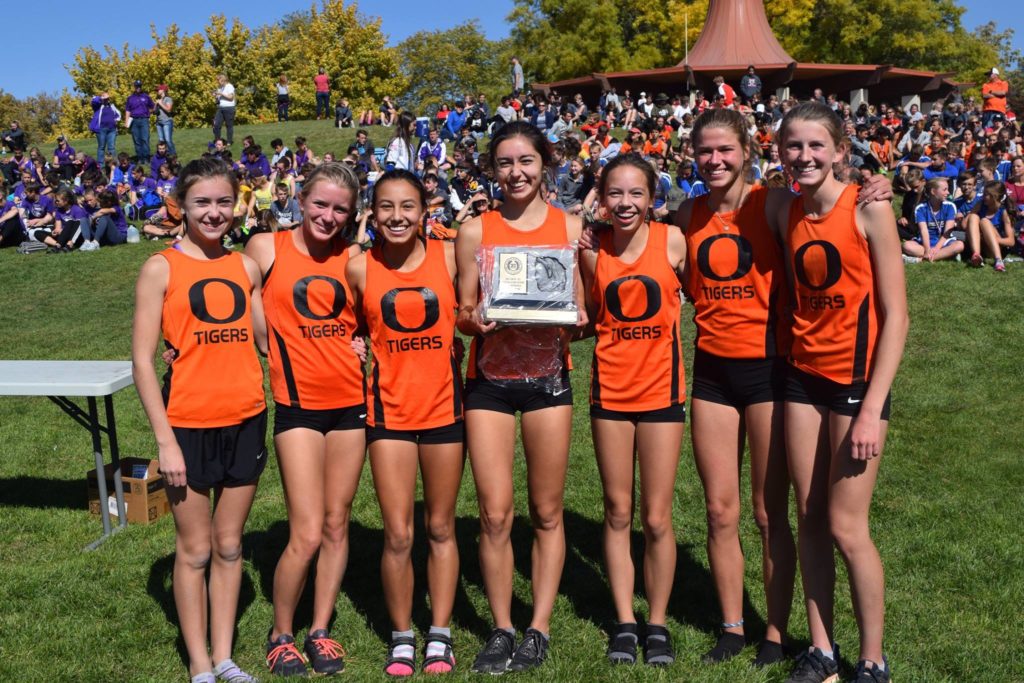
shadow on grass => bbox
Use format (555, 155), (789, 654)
(240, 509), (493, 642)
(146, 550), (260, 670)
(0, 476), (83, 510)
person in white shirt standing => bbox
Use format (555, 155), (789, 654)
(213, 74), (237, 146)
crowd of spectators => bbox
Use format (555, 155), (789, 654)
(1, 65), (1019, 269)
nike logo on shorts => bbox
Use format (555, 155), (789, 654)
(256, 448), (266, 460)
(847, 397), (862, 404)
(359, 413), (367, 419)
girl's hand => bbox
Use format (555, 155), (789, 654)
(161, 347), (178, 366)
(457, 306), (496, 336)
(157, 441), (188, 488)
(849, 413), (882, 461)
(350, 336), (368, 362)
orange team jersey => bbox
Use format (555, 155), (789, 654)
(786, 184), (880, 384)
(590, 222), (684, 411)
(870, 140), (892, 166)
(756, 130), (773, 154)
(159, 248), (266, 428)
(467, 205), (573, 381)
(262, 231), (364, 410)
(642, 139), (666, 157)
(685, 185), (790, 359)
(982, 80), (1008, 113)
(363, 239), (462, 429)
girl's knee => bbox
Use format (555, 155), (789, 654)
(383, 523), (414, 555)
(641, 509), (673, 542)
(479, 505), (514, 538)
(177, 537), (212, 570)
(603, 497), (633, 533)
(529, 501), (564, 533)
(705, 498), (741, 536)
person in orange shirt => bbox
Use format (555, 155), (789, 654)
(580, 153), (687, 667)
(132, 157), (268, 683)
(982, 67), (1009, 128)
(347, 170), (464, 677)
(642, 134), (667, 157)
(245, 163), (366, 677)
(776, 102), (908, 683)
(455, 121), (585, 674)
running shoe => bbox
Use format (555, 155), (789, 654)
(902, 254), (921, 264)
(471, 629), (515, 674)
(995, 258), (1006, 272)
(508, 628), (548, 672)
(265, 632), (309, 677)
(784, 647), (840, 683)
(850, 657), (890, 683)
(970, 252), (983, 267)
(303, 629), (345, 675)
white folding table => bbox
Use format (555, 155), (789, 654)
(0, 360), (135, 550)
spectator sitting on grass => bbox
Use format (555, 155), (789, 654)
(243, 145), (271, 179)
(335, 98), (353, 128)
(953, 171), (980, 229)
(902, 177), (963, 263)
(965, 180), (1016, 271)
(269, 182), (302, 229)
(20, 181), (56, 238)
(127, 165), (161, 221)
(443, 102), (467, 141)
(0, 180), (25, 248)
(554, 156), (588, 214)
(150, 141), (172, 179)
(896, 167), (925, 240)
(294, 136), (315, 168)
(80, 188), (127, 250)
(270, 138), (291, 166)
(37, 188), (88, 252)
(417, 127), (447, 173)
(52, 136), (76, 181)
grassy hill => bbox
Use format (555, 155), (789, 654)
(62, 118), (386, 168)
(2, 122), (1023, 681)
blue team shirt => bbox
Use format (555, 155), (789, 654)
(914, 200), (956, 241)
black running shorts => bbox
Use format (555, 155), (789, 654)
(366, 421), (464, 445)
(172, 409), (268, 490)
(463, 377), (573, 415)
(691, 349), (786, 408)
(784, 365), (892, 420)
(590, 403), (686, 423)
(273, 402), (367, 436)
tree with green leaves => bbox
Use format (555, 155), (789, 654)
(397, 21), (512, 114)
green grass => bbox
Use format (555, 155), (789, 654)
(2, 175), (1024, 681)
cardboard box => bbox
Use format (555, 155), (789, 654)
(87, 457), (170, 525)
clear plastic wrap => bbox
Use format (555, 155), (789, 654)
(474, 243), (579, 394)
(476, 243), (579, 325)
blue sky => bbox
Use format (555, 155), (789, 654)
(1, 0), (1017, 99)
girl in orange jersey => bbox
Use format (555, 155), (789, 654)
(776, 102), (908, 683)
(246, 163), (364, 677)
(132, 157), (267, 683)
(346, 170), (463, 677)
(679, 108), (798, 667)
(580, 153), (687, 667)
(455, 121), (585, 674)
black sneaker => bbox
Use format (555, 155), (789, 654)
(785, 647), (840, 683)
(508, 628), (548, 672)
(303, 629), (346, 675)
(266, 631), (309, 677)
(850, 657), (890, 683)
(471, 628), (516, 674)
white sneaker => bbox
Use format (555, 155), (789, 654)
(82, 240), (100, 252)
(902, 254), (921, 264)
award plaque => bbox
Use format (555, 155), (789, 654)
(478, 245), (579, 324)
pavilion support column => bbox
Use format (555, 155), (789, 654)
(851, 88), (869, 110)
(901, 94), (921, 111)
(776, 86), (790, 101)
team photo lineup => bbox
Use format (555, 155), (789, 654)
(0, 0), (1021, 681)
